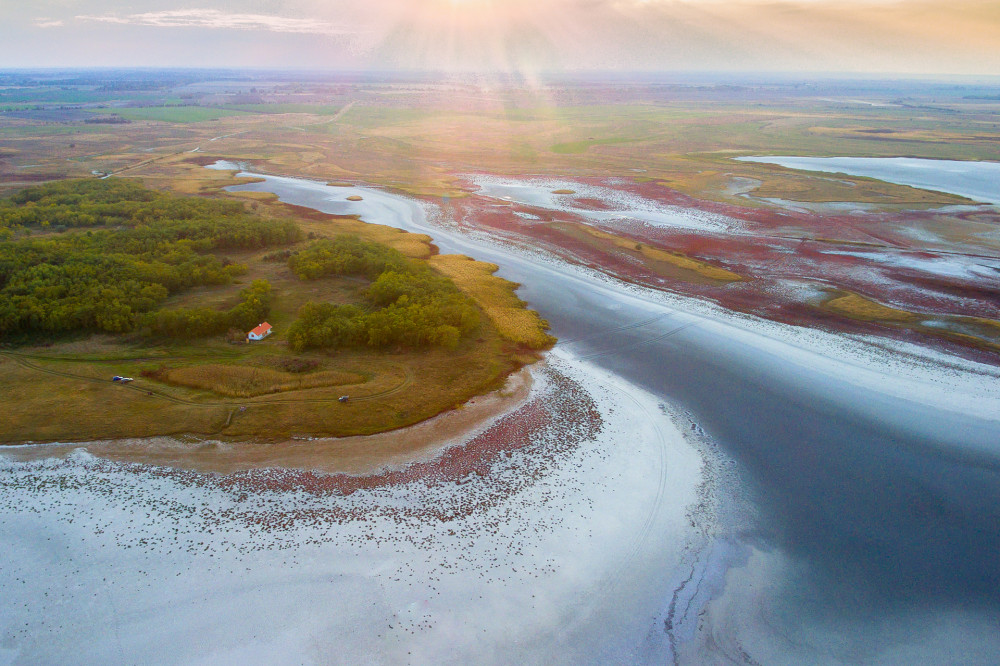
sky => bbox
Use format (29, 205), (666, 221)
(3, 0), (999, 75)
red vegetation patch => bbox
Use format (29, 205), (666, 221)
(447, 178), (999, 363)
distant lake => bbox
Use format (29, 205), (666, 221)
(736, 156), (1000, 204)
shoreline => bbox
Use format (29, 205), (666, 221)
(2, 366), (534, 475)
(0, 349), (713, 663)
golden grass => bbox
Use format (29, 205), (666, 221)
(824, 292), (918, 322)
(551, 189), (576, 195)
(575, 225), (743, 282)
(966, 317), (1000, 335)
(637, 244), (742, 281)
(429, 254), (555, 349)
(228, 191), (279, 203)
(160, 364), (367, 398)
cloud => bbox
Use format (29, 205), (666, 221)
(76, 9), (348, 35)
(33, 18), (65, 28)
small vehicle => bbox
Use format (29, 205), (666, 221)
(112, 376), (134, 383)
(338, 395), (349, 403)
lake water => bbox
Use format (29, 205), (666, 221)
(736, 156), (1000, 204)
(222, 166), (1000, 663)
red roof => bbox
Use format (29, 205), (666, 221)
(249, 322), (272, 336)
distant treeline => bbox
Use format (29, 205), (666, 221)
(0, 179), (300, 336)
(287, 237), (480, 351)
(84, 115), (130, 124)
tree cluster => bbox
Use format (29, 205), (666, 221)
(147, 280), (272, 339)
(286, 237), (480, 351)
(0, 179), (300, 336)
(287, 235), (408, 280)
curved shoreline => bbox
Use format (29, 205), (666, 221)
(0, 349), (713, 663)
(2, 366), (533, 475)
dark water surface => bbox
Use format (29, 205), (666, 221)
(227, 170), (1000, 659)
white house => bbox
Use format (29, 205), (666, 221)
(247, 322), (272, 341)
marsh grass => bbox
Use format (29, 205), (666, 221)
(820, 292), (1000, 354)
(824, 292), (918, 322)
(571, 224), (743, 283)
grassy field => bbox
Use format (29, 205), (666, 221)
(153, 364), (367, 398)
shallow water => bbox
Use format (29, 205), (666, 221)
(224, 168), (1000, 662)
(470, 174), (740, 233)
(736, 156), (1000, 205)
